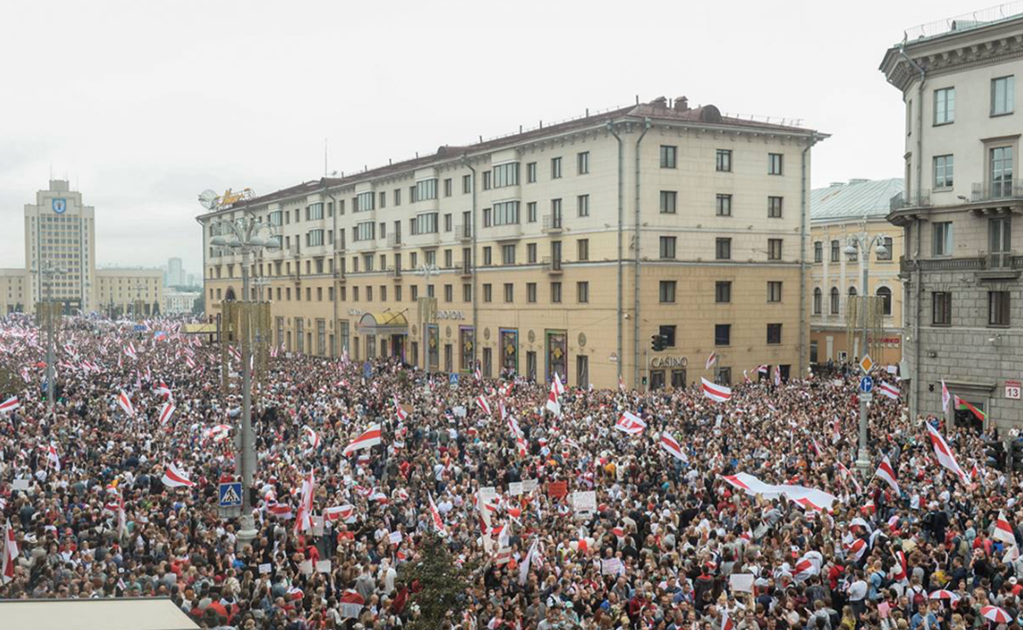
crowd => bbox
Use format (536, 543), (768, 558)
(0, 315), (1020, 630)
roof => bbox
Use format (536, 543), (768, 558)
(810, 178), (905, 222)
(0, 598), (199, 630)
(202, 98), (822, 216)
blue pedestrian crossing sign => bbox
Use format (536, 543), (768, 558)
(218, 482), (243, 508)
(859, 376), (874, 393)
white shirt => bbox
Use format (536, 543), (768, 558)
(848, 579), (868, 602)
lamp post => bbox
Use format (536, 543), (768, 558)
(37, 261), (66, 416)
(210, 216), (280, 548)
(844, 227), (889, 477)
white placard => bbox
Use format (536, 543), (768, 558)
(388, 531), (402, 545)
(571, 491), (597, 514)
(601, 558), (624, 575)
(453, 406), (467, 418)
(521, 479), (538, 493)
(479, 486), (498, 504)
(299, 560), (313, 575)
(312, 515), (325, 537)
(730, 573), (755, 593)
(315, 560), (332, 573)
(258, 563), (272, 574)
(508, 482), (524, 496)
(12, 478), (29, 492)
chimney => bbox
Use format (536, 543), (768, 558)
(651, 96), (667, 109)
(674, 96), (689, 112)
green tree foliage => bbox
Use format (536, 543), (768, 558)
(400, 534), (473, 630)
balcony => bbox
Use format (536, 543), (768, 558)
(387, 233), (402, 248)
(408, 231), (441, 247)
(392, 267), (402, 281)
(899, 254), (1023, 281)
(490, 222), (523, 241)
(542, 214), (564, 233)
(460, 261), (472, 278)
(455, 224), (472, 242)
(972, 182), (1023, 202)
(541, 256), (563, 274)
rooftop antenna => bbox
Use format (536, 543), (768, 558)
(324, 138), (328, 177)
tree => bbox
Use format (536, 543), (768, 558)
(0, 364), (21, 400)
(400, 533), (475, 629)
(192, 294), (205, 316)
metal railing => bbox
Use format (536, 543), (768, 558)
(542, 214), (563, 231)
(972, 182), (1023, 202)
(541, 256), (563, 273)
(387, 233), (401, 248)
(903, 2), (1023, 41)
(455, 224), (472, 240)
(889, 190), (931, 211)
(900, 254), (1023, 273)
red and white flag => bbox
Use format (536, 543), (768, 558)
(0, 396), (19, 414)
(994, 510), (1017, 547)
(158, 402), (175, 426)
(756, 364), (769, 375)
(551, 372), (565, 396)
(343, 423), (382, 456)
(162, 463), (194, 488)
(1, 521), (18, 585)
(340, 590), (365, 619)
(837, 461), (863, 495)
(660, 431), (688, 463)
(774, 366), (782, 387)
(926, 423), (969, 485)
(476, 395), (492, 416)
(324, 505), (356, 523)
(878, 381), (900, 400)
(474, 363), (482, 382)
(393, 395), (408, 422)
(545, 379), (562, 417)
(428, 492), (448, 537)
(184, 356), (196, 370)
(45, 444), (61, 472)
(124, 343), (137, 360)
(228, 346), (242, 362)
(303, 426), (320, 450)
(614, 411), (646, 435)
(793, 550), (823, 581)
(941, 379), (951, 414)
(701, 378), (732, 403)
(294, 470), (315, 534)
(116, 390), (135, 417)
(721, 610), (734, 630)
(705, 352), (717, 370)
(874, 455), (900, 494)
(156, 381), (172, 399)
(846, 537), (868, 563)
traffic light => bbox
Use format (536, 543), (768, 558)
(1012, 439), (1023, 472)
(651, 335), (667, 352)
(985, 439), (1006, 472)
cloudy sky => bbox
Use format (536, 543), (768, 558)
(0, 0), (985, 274)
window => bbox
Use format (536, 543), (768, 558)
(413, 212), (439, 234)
(577, 281), (589, 303)
(659, 280), (676, 303)
(933, 222), (953, 256)
(378, 192), (386, 209)
(814, 241), (823, 263)
(577, 151), (589, 175)
(716, 367), (732, 386)
(906, 99), (912, 135)
(415, 178), (438, 201)
(463, 284), (472, 302)
(813, 288), (822, 314)
(577, 194), (589, 217)
(934, 87), (955, 124)
(990, 217), (1012, 267)
(715, 281), (731, 303)
(526, 162), (537, 183)
(990, 291), (1011, 326)
(356, 192), (375, 212)
(767, 281), (782, 302)
(307, 229), (324, 247)
(876, 286), (892, 316)
(659, 236), (676, 259)
(932, 291), (951, 326)
(660, 191), (677, 214)
(527, 202), (537, 223)
(527, 243), (537, 263)
(768, 196), (783, 218)
(504, 283), (514, 303)
(354, 221), (375, 241)
(444, 214), (452, 232)
(502, 244), (516, 265)
(716, 149), (732, 172)
(768, 153), (783, 175)
(830, 287), (840, 315)
(577, 239), (589, 261)
(550, 157), (562, 179)
(660, 145), (677, 169)
(767, 323), (782, 345)
(483, 284), (492, 303)
(462, 175), (472, 194)
(715, 238), (731, 260)
(493, 163), (519, 188)
(482, 171), (491, 191)
(527, 282), (537, 303)
(768, 239), (783, 261)
(444, 284), (453, 302)
(269, 210), (283, 226)
(714, 324), (731, 346)
(659, 325), (677, 347)
(550, 282), (562, 303)
(483, 247), (492, 266)
(933, 155), (954, 189)
(990, 146), (1014, 198)
(493, 201), (520, 226)
(444, 178), (452, 197)
(991, 76), (1015, 116)
(716, 194), (732, 217)
(877, 237), (893, 261)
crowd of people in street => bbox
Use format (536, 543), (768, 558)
(1, 314), (1020, 630)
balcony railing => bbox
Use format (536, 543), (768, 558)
(899, 254), (1023, 273)
(972, 182), (1023, 202)
(542, 214), (563, 232)
(387, 233), (402, 248)
(455, 224), (472, 241)
(541, 256), (563, 273)
(889, 190), (931, 212)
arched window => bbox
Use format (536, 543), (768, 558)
(813, 288), (822, 314)
(877, 286), (892, 316)
(224, 287), (237, 302)
(830, 287), (840, 315)
(848, 286), (857, 297)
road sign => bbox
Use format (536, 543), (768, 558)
(134, 325), (146, 333)
(859, 354), (874, 374)
(1007, 380), (1022, 400)
(363, 361), (372, 379)
(449, 373), (459, 387)
(859, 376), (874, 394)
(218, 482), (243, 508)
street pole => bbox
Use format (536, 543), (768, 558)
(45, 268), (55, 416)
(238, 248), (257, 548)
(855, 258), (871, 477)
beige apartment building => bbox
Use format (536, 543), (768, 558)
(199, 97), (825, 390)
(881, 6), (1023, 429)
(0, 269), (28, 315)
(95, 268), (164, 317)
(809, 178), (905, 367)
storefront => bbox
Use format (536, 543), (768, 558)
(356, 311), (409, 363)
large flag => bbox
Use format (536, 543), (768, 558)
(874, 455), (900, 494)
(545, 378), (562, 416)
(660, 431), (688, 463)
(519, 538), (539, 586)
(158, 402), (176, 426)
(926, 423), (970, 485)
(705, 352), (717, 370)
(303, 426), (320, 450)
(954, 396), (987, 423)
(161, 463), (194, 488)
(878, 382), (900, 400)
(701, 378), (732, 403)
(294, 470), (315, 534)
(614, 411), (646, 435)
(393, 395), (408, 422)
(343, 423), (382, 456)
(428, 493), (447, 537)
(2, 521), (19, 585)
(116, 390), (135, 417)
(0, 396), (20, 414)
(476, 395), (492, 416)
(994, 511), (1017, 547)
(324, 505), (356, 523)
(721, 472), (839, 511)
(941, 380), (951, 414)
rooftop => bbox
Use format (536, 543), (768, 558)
(811, 178), (904, 222)
(902, 1), (1023, 42)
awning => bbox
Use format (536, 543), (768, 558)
(183, 323), (218, 335)
(357, 311), (409, 335)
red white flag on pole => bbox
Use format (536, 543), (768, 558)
(874, 455), (900, 494)
(476, 395), (492, 416)
(926, 423), (970, 485)
(614, 411), (646, 435)
(343, 423), (382, 456)
(393, 395), (408, 422)
(116, 390), (135, 417)
(941, 379), (951, 413)
(294, 470), (315, 535)
(837, 461), (862, 495)
(878, 381), (900, 400)
(994, 510), (1017, 547)
(158, 402), (175, 426)
(705, 352), (717, 370)
(161, 463), (194, 488)
(701, 378), (732, 403)
(660, 431), (688, 463)
(324, 505), (356, 523)
(1, 520), (18, 585)
(428, 492), (448, 537)
(545, 379), (562, 416)
(303, 426), (320, 450)
(0, 396), (19, 414)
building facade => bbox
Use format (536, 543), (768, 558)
(881, 8), (1023, 429)
(95, 269), (164, 317)
(24, 180), (97, 313)
(199, 97), (825, 390)
(0, 269), (28, 315)
(162, 290), (199, 315)
(809, 179), (905, 367)
(166, 257), (185, 287)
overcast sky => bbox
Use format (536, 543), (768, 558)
(0, 0), (986, 273)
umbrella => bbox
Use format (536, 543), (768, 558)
(928, 590), (960, 602)
(980, 606), (1012, 624)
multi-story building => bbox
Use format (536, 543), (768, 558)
(881, 6), (1023, 429)
(95, 268), (164, 318)
(809, 178), (905, 367)
(24, 180), (97, 313)
(166, 257), (185, 287)
(162, 290), (200, 315)
(199, 96), (825, 390)
(0, 269), (28, 315)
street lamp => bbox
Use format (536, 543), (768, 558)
(208, 214), (279, 548)
(845, 228), (889, 477)
(36, 261), (66, 416)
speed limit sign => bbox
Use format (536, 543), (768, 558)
(1006, 380), (1022, 400)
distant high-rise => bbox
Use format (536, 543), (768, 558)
(24, 180), (97, 312)
(167, 257), (185, 286)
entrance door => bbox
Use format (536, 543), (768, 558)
(650, 370), (665, 390)
(444, 344), (453, 372)
(671, 369), (687, 389)
(576, 355), (588, 387)
(526, 351), (537, 382)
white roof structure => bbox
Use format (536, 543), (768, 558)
(0, 598), (199, 630)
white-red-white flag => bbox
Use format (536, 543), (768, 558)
(545, 380), (561, 417)
(793, 550), (823, 581)
(846, 537), (867, 563)
(343, 423), (382, 456)
(837, 461), (863, 495)
(428, 492), (448, 537)
(393, 395), (408, 422)
(941, 379), (951, 414)
(324, 505), (356, 523)
(1, 521), (18, 585)
(705, 352), (717, 370)
(874, 455), (900, 494)
(116, 390), (135, 417)
(158, 402), (175, 426)
(660, 431), (688, 463)
(721, 610), (734, 630)
(45, 444), (60, 472)
(926, 423), (970, 485)
(614, 411), (646, 435)
(0, 397), (19, 414)
(701, 378), (732, 403)
(294, 470), (315, 534)
(994, 510), (1017, 547)
(878, 381), (900, 400)
(162, 463), (194, 488)
(476, 395), (492, 416)
(303, 426), (320, 450)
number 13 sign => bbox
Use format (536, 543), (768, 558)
(1006, 380), (1021, 400)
